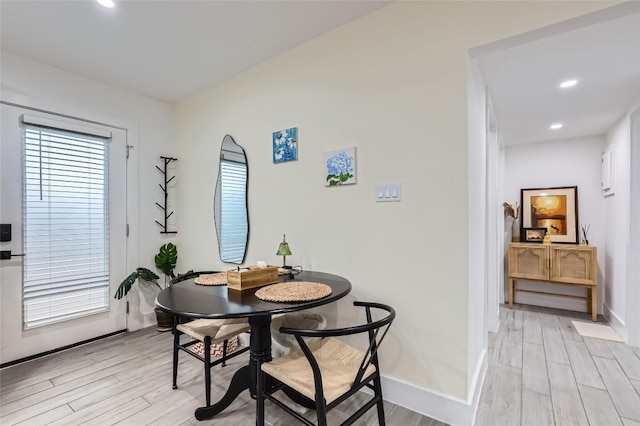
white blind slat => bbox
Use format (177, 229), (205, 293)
(219, 160), (248, 263)
(22, 124), (111, 329)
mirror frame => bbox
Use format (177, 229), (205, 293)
(214, 134), (249, 264)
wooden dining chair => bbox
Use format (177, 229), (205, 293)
(257, 301), (396, 426)
(170, 271), (251, 406)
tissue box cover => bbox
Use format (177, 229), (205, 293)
(227, 265), (279, 291)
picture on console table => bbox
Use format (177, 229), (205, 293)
(520, 186), (578, 243)
(521, 227), (547, 243)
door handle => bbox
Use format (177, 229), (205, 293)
(0, 250), (25, 260)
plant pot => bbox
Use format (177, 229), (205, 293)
(154, 308), (173, 332)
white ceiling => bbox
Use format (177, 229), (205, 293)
(1, 1), (639, 145)
(0, 0), (389, 103)
(476, 8), (640, 145)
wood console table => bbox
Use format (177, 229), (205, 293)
(507, 243), (598, 321)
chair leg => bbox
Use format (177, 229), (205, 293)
(204, 336), (212, 407)
(316, 397), (328, 426)
(373, 374), (386, 426)
(172, 321), (180, 390)
(222, 339), (228, 367)
(256, 361), (265, 426)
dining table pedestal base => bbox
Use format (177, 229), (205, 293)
(195, 364), (250, 420)
(194, 314), (317, 421)
(195, 315), (272, 420)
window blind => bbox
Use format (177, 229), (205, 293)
(219, 160), (248, 264)
(22, 124), (110, 329)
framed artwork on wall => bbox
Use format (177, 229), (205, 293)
(273, 127), (298, 163)
(325, 147), (356, 186)
(520, 186), (578, 244)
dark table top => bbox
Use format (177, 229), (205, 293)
(155, 270), (351, 319)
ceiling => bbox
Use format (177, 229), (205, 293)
(476, 8), (640, 145)
(1, 1), (639, 146)
(0, 0), (389, 103)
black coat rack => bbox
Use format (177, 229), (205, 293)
(156, 156), (177, 234)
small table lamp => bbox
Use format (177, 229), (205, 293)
(276, 234), (292, 270)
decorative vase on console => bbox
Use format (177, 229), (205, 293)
(581, 224), (590, 245)
(503, 202), (520, 242)
(512, 218), (520, 242)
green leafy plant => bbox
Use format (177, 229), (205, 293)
(114, 243), (178, 300)
(114, 268), (160, 300)
(503, 202), (519, 219)
(155, 242), (178, 280)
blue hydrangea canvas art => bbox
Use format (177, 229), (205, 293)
(325, 147), (356, 186)
(272, 127), (298, 163)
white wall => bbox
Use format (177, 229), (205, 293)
(504, 135), (606, 312)
(605, 114), (631, 336)
(466, 56), (489, 415)
(628, 106), (640, 346)
(0, 51), (175, 331)
(173, 2), (612, 423)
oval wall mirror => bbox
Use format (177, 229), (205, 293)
(214, 135), (248, 264)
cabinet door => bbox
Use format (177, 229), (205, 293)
(508, 244), (549, 280)
(550, 246), (597, 285)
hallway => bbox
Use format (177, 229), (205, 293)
(476, 305), (640, 426)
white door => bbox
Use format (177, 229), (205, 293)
(0, 103), (128, 364)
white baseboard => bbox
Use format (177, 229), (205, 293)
(488, 308), (500, 333)
(603, 303), (628, 342)
(380, 349), (488, 426)
(127, 310), (156, 331)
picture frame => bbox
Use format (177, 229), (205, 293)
(324, 147), (356, 186)
(521, 227), (547, 243)
(520, 186), (578, 244)
(272, 127), (298, 164)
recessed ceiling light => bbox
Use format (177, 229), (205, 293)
(96, 0), (115, 8)
(550, 123), (563, 130)
(559, 79), (578, 88)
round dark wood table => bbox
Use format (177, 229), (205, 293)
(155, 270), (351, 421)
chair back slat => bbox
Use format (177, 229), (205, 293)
(353, 322), (392, 385)
(295, 334), (327, 404)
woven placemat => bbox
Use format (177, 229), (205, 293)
(194, 272), (227, 286)
(255, 282), (332, 302)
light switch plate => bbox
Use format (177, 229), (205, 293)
(375, 183), (401, 202)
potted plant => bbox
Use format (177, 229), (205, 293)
(503, 202), (520, 242)
(115, 242), (178, 331)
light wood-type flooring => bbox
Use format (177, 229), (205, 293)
(5, 304), (636, 425)
(476, 304), (640, 426)
(0, 326), (445, 426)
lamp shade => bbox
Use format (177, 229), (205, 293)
(276, 234), (292, 256)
